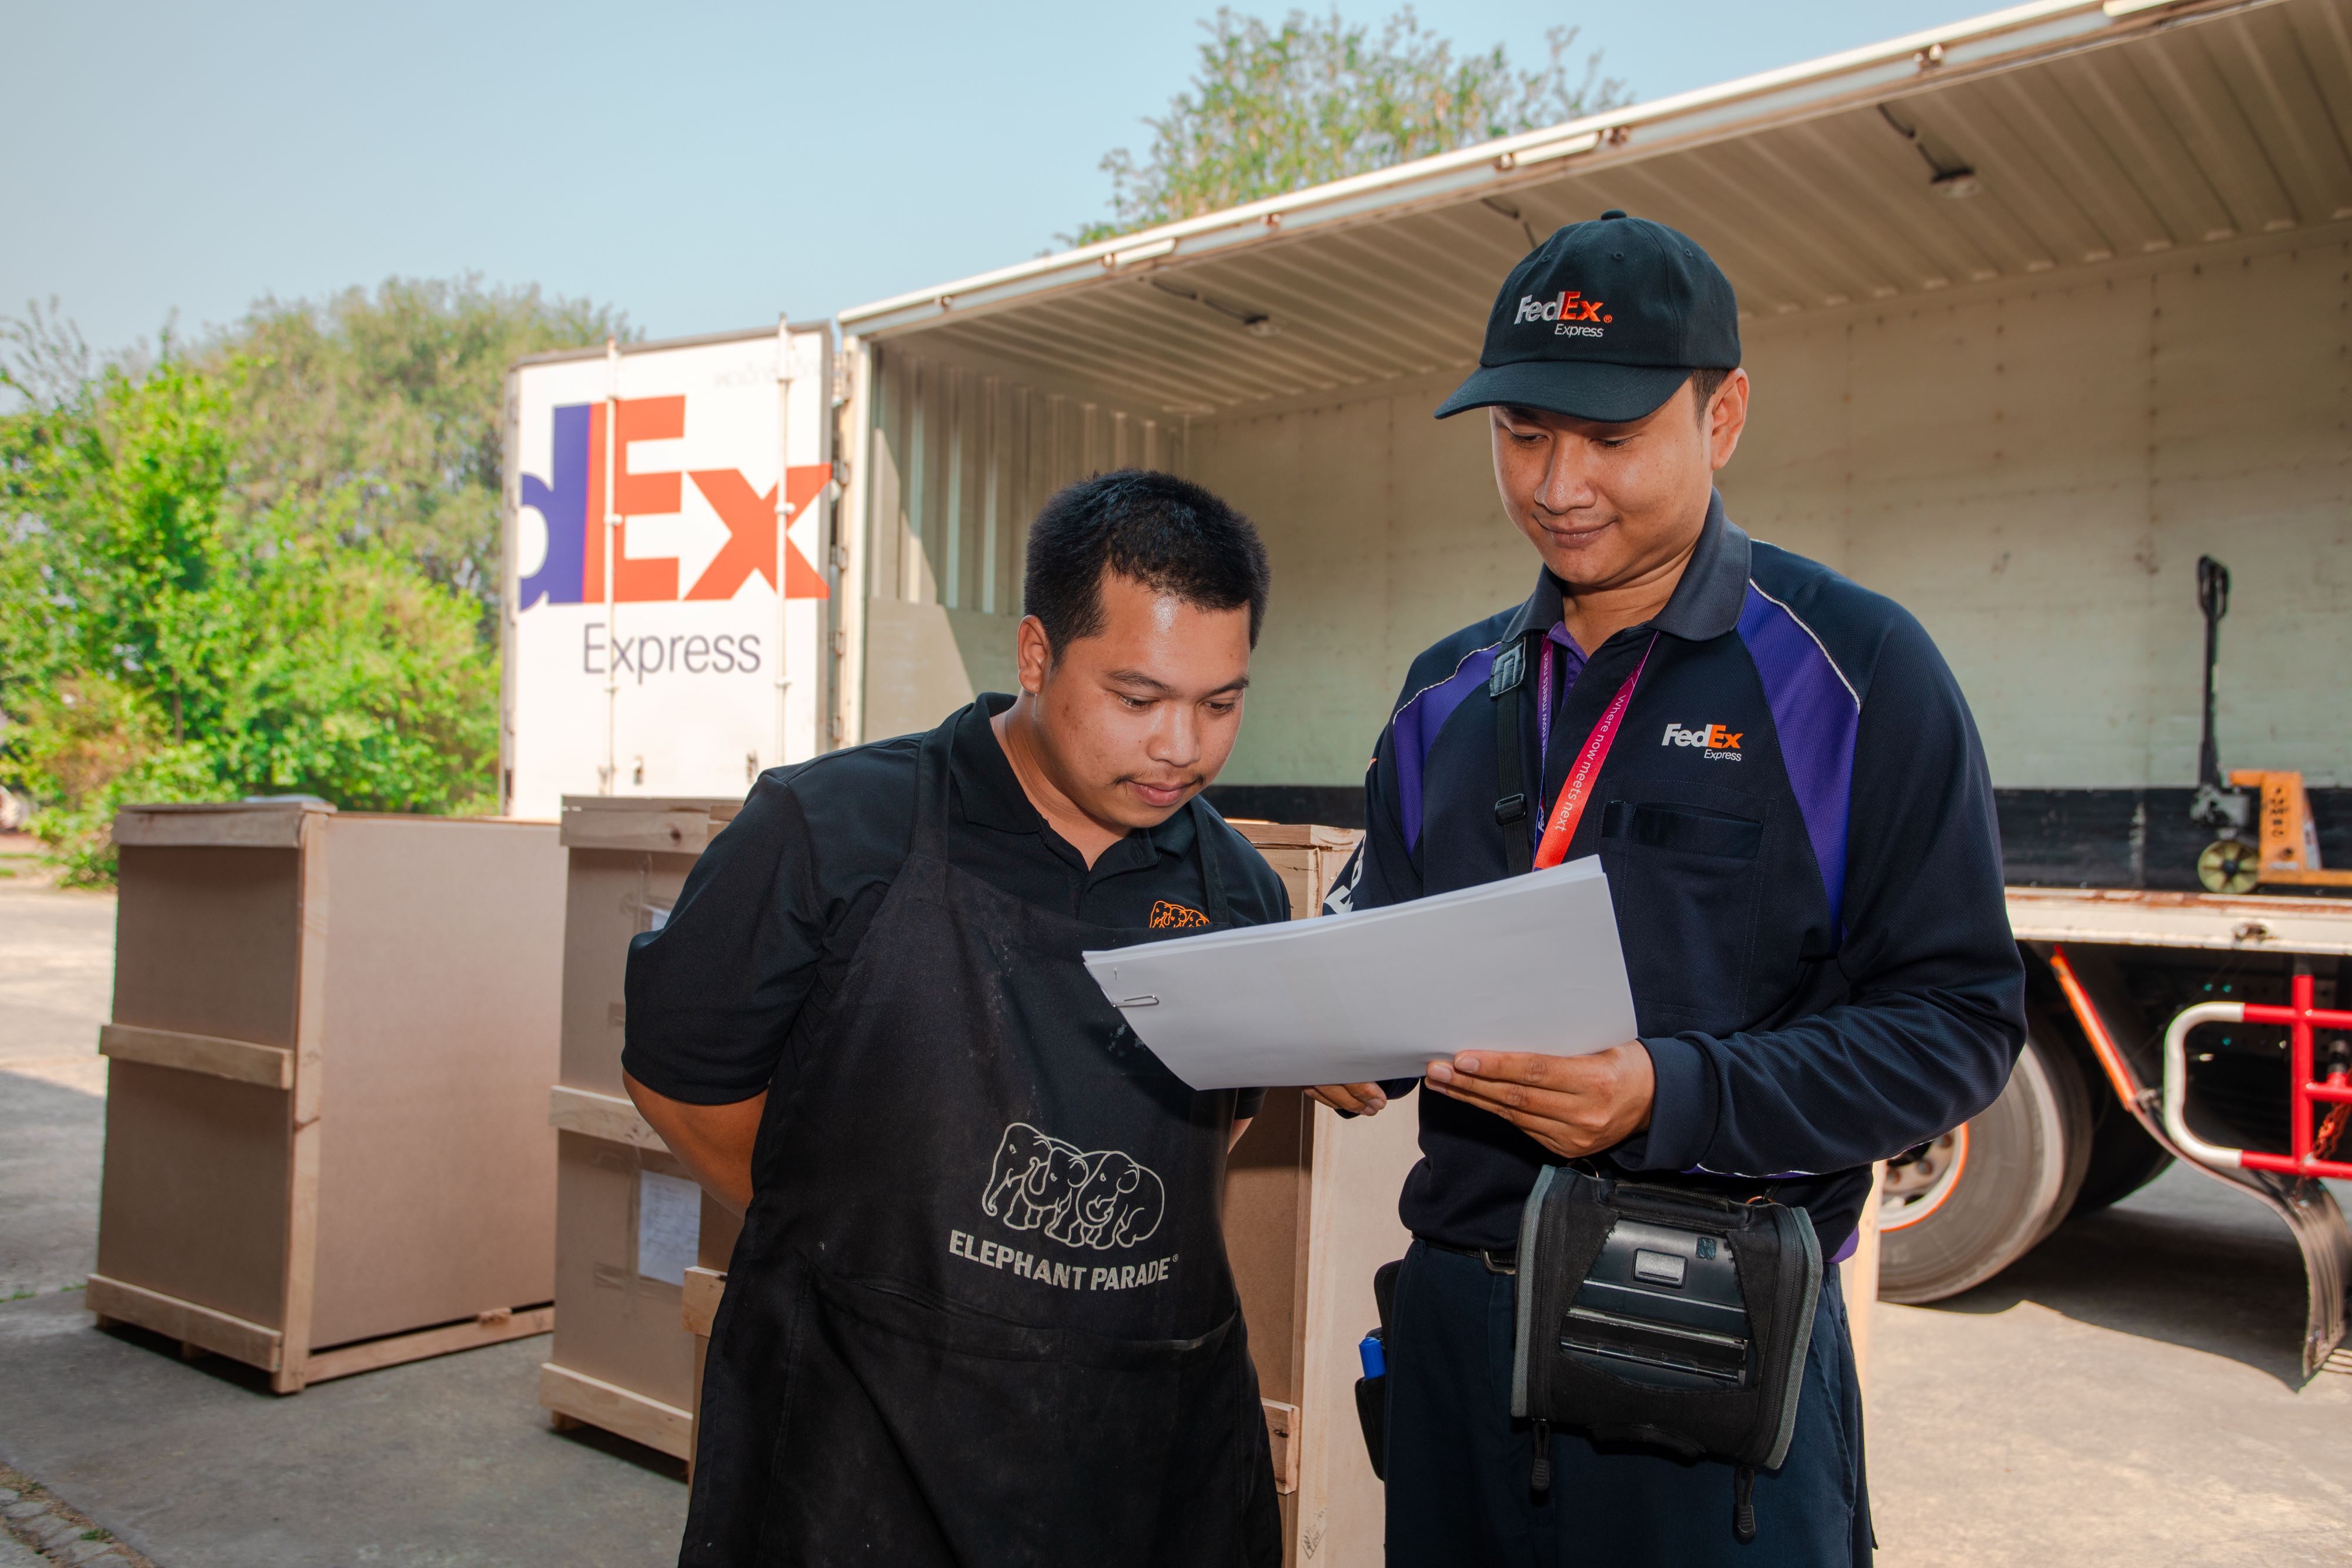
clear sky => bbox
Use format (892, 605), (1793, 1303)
(9, 1), (1981, 359)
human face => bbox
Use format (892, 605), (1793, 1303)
(1016, 570), (1253, 833)
(1488, 370), (1749, 593)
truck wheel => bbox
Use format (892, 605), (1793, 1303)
(1878, 1032), (2092, 1303)
(2066, 1098), (2174, 1218)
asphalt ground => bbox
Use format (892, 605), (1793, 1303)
(2, 855), (2348, 1564)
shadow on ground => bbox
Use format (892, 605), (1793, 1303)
(0, 1070), (105, 1299)
(1917, 1164), (2327, 1388)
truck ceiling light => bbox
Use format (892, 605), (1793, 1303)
(1494, 131), (1601, 172)
(1150, 277), (1280, 339)
(1881, 105), (1980, 199)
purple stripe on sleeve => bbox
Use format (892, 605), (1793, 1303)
(1736, 584), (1858, 937)
(1392, 644), (1501, 852)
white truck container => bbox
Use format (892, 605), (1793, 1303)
(503, 0), (2352, 1543)
(500, 325), (837, 817)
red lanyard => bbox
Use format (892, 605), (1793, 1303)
(1533, 633), (1658, 870)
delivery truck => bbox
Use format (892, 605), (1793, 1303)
(503, 0), (2352, 1415)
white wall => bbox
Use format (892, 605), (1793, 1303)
(1180, 229), (2352, 791)
(1731, 231), (2351, 789)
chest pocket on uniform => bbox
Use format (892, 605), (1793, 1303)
(1599, 794), (1768, 1035)
(1600, 800), (1763, 861)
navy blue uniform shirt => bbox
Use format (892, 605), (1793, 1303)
(1331, 495), (2026, 1255)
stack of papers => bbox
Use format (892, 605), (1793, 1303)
(1083, 857), (1636, 1092)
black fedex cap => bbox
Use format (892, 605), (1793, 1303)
(1435, 209), (1740, 424)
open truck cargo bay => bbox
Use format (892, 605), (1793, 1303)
(502, 0), (2352, 1376)
(827, 0), (2352, 1377)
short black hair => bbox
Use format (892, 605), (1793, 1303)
(1687, 366), (1735, 423)
(1023, 470), (1270, 655)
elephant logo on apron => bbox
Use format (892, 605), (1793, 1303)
(980, 1122), (1167, 1251)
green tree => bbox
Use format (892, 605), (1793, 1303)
(1, 329), (500, 882)
(209, 275), (629, 608)
(1071, 6), (1629, 244)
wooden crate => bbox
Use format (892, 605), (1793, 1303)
(539, 797), (745, 1460)
(1221, 821), (1418, 1567)
(88, 802), (566, 1392)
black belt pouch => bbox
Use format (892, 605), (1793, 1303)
(1509, 1166), (1821, 1472)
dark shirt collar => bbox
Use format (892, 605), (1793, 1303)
(952, 695), (1194, 861)
(1501, 489), (1752, 647)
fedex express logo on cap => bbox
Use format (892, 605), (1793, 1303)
(1515, 289), (1614, 339)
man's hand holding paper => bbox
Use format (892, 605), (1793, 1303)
(1422, 1042), (1654, 1159)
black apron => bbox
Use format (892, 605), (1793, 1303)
(681, 709), (1282, 1568)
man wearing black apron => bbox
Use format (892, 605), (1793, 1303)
(623, 470), (1288, 1567)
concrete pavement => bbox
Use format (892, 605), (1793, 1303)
(1870, 1165), (2352, 1566)
(1, 860), (115, 1303)
(3, 864), (2350, 1563)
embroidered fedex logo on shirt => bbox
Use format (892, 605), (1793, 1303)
(1663, 721), (1744, 761)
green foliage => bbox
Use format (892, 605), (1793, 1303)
(1071, 6), (1629, 244)
(211, 275), (627, 606)
(1, 320), (503, 884)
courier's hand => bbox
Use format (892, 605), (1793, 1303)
(1424, 1044), (1653, 1159)
(1307, 1082), (1389, 1116)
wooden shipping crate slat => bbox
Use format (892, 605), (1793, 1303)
(1262, 1399), (1300, 1496)
(1227, 821), (1359, 853)
(98, 1023), (293, 1089)
(549, 1085), (666, 1151)
(539, 1362), (694, 1460)
(681, 1266), (726, 1337)
(559, 795), (747, 853)
(303, 1306), (555, 1385)
(112, 803), (325, 849)
(87, 1273), (285, 1371)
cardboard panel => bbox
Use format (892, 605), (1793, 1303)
(95, 1061), (290, 1328)
(1224, 1089), (1311, 1407)
(111, 845), (302, 1048)
(547, 1132), (702, 1413)
(560, 847), (700, 1095)
(1296, 1098), (1422, 1567)
(309, 818), (567, 1348)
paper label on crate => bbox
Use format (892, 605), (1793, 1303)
(637, 1169), (701, 1286)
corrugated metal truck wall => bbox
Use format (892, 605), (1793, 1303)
(1727, 231), (2351, 793)
(1188, 230), (2351, 805)
(858, 346), (1189, 741)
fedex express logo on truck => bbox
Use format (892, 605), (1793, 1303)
(517, 397), (830, 610)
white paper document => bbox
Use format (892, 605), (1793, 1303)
(1083, 857), (1636, 1092)
(636, 1169), (701, 1287)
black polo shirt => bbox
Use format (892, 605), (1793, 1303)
(622, 693), (1289, 1113)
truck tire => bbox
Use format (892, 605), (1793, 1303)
(2066, 1098), (2174, 1218)
(1879, 1032), (2092, 1303)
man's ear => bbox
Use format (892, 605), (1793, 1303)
(1708, 369), (1751, 472)
(1014, 616), (1053, 696)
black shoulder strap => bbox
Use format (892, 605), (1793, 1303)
(1490, 633), (1536, 878)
